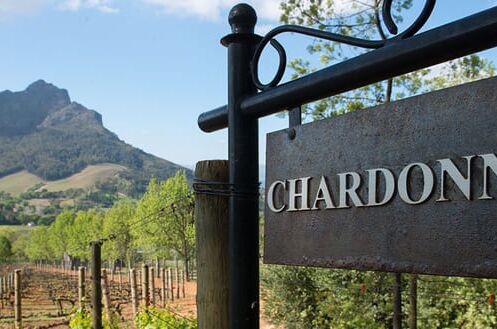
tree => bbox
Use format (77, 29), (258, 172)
(0, 236), (12, 262)
(102, 200), (136, 268)
(261, 1), (496, 328)
(25, 227), (52, 261)
(134, 172), (195, 278)
(47, 210), (74, 260)
(67, 210), (103, 261)
(159, 171), (195, 279)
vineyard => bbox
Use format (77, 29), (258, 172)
(0, 264), (196, 328)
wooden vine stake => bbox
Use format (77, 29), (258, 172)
(102, 269), (112, 326)
(161, 268), (166, 307)
(169, 268), (174, 302)
(194, 160), (229, 329)
(142, 264), (149, 307)
(130, 268), (138, 318)
(150, 267), (156, 306)
(78, 267), (85, 309)
(14, 269), (22, 329)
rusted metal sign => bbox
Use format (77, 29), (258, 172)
(264, 77), (497, 278)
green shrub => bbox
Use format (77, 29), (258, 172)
(135, 307), (197, 329)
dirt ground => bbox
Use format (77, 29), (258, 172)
(0, 265), (278, 328)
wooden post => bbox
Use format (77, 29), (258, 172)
(150, 267), (156, 306)
(176, 267), (180, 299)
(0, 276), (3, 309)
(142, 264), (149, 307)
(182, 270), (186, 298)
(14, 269), (21, 329)
(91, 242), (103, 329)
(130, 269), (138, 318)
(194, 160), (229, 329)
(165, 268), (169, 301)
(409, 274), (417, 329)
(102, 269), (112, 325)
(118, 269), (123, 292)
(78, 267), (85, 309)
(169, 268), (174, 302)
(161, 268), (166, 307)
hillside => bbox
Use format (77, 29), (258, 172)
(0, 80), (191, 197)
(0, 164), (127, 196)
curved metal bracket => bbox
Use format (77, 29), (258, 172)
(251, 0), (436, 91)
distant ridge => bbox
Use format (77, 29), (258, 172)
(0, 80), (191, 196)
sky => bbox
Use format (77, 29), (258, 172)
(0, 0), (496, 170)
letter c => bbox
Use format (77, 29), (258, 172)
(267, 180), (286, 213)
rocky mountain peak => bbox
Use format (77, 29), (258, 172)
(0, 80), (72, 136)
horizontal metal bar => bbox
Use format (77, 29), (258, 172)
(198, 6), (497, 132)
(197, 105), (228, 133)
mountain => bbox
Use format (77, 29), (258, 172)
(0, 80), (190, 197)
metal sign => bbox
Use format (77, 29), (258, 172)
(264, 77), (497, 278)
(198, 2), (497, 327)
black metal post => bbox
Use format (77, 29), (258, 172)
(393, 273), (402, 329)
(288, 106), (302, 128)
(91, 242), (102, 329)
(222, 4), (260, 329)
(198, 6), (497, 133)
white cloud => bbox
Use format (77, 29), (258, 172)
(143, 0), (281, 21)
(0, 0), (119, 17)
(59, 0), (119, 14)
(0, 0), (53, 17)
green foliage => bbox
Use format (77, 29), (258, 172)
(22, 173), (194, 273)
(25, 226), (52, 261)
(102, 200), (135, 266)
(69, 308), (119, 329)
(135, 308), (197, 329)
(69, 308), (92, 329)
(67, 210), (103, 261)
(134, 171), (195, 276)
(0, 235), (12, 262)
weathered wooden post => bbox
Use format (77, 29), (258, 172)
(14, 269), (21, 329)
(149, 267), (156, 306)
(161, 268), (166, 307)
(194, 160), (229, 329)
(101, 269), (112, 325)
(0, 276), (3, 309)
(130, 269), (138, 318)
(142, 264), (149, 307)
(409, 274), (417, 329)
(78, 267), (85, 309)
(176, 267), (180, 299)
(182, 269), (186, 298)
(156, 257), (160, 278)
(118, 269), (123, 292)
(169, 268), (174, 302)
(91, 242), (102, 329)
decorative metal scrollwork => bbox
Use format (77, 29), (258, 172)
(251, 0), (436, 91)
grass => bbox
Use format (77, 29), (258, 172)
(0, 163), (127, 195)
(0, 225), (34, 237)
(41, 163), (126, 192)
(0, 170), (43, 196)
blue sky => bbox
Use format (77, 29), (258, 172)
(0, 0), (496, 169)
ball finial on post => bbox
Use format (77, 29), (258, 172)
(228, 3), (257, 34)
